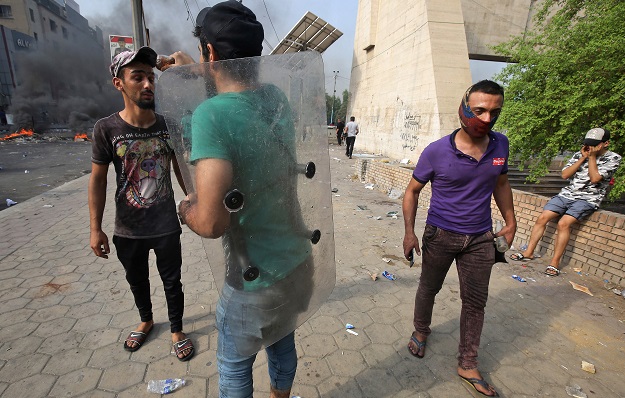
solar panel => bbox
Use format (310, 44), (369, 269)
(270, 11), (343, 55)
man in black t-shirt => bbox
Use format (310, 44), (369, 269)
(88, 47), (194, 361)
(335, 117), (345, 146)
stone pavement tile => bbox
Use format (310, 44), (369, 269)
(0, 374), (56, 398)
(79, 328), (123, 351)
(88, 343), (131, 369)
(494, 365), (543, 395)
(188, 347), (217, 379)
(325, 349), (367, 378)
(37, 331), (83, 355)
(99, 361), (147, 392)
(76, 391), (116, 398)
(34, 316), (76, 338)
(0, 352), (50, 383)
(50, 368), (102, 397)
(1, 337), (43, 364)
(294, 356), (332, 386)
(41, 348), (91, 376)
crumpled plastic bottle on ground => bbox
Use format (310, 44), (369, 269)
(565, 384), (588, 398)
(147, 378), (185, 394)
(6, 199), (17, 207)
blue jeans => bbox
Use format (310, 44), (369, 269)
(216, 291), (297, 398)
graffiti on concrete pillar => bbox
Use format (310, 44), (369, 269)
(400, 111), (421, 151)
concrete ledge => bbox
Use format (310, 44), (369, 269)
(356, 158), (625, 287)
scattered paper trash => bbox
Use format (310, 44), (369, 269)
(511, 275), (526, 283)
(6, 198), (17, 207)
(388, 188), (402, 200)
(569, 281), (593, 296)
(364, 183), (375, 190)
(611, 288), (622, 296)
(357, 205), (368, 210)
(382, 270), (396, 281)
(345, 323), (355, 329)
(565, 384), (588, 398)
(400, 158), (410, 164)
(331, 188), (338, 193)
(581, 361), (596, 374)
(42, 204), (54, 208)
(527, 277), (536, 282)
(368, 272), (378, 281)
(346, 329), (359, 336)
(382, 257), (391, 263)
(375, 216), (382, 220)
(573, 267), (582, 273)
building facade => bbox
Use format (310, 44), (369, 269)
(0, 0), (104, 111)
(348, 0), (537, 162)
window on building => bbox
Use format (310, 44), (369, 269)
(62, 26), (68, 39)
(0, 5), (12, 18)
(50, 19), (57, 32)
(29, 8), (35, 22)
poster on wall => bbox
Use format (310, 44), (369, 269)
(109, 35), (134, 62)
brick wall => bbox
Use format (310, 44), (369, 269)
(356, 158), (625, 287)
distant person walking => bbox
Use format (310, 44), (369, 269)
(88, 47), (194, 361)
(344, 116), (358, 159)
(335, 117), (345, 146)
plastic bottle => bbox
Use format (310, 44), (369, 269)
(147, 379), (185, 394)
(494, 220), (509, 253)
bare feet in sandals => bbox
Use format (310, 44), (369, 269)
(544, 265), (560, 276)
(458, 368), (499, 397)
(172, 332), (194, 361)
(407, 331), (427, 358)
(123, 320), (154, 352)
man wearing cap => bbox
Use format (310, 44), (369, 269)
(510, 127), (621, 276)
(170, 1), (311, 397)
(402, 80), (516, 397)
(88, 47), (194, 361)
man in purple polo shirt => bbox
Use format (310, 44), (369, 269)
(402, 80), (516, 397)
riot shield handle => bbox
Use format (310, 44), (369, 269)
(224, 189), (244, 212)
(297, 162), (316, 179)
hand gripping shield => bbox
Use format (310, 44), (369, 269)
(156, 51), (335, 355)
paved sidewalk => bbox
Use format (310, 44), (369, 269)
(0, 145), (624, 397)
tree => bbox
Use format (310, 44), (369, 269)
(493, 0), (625, 198)
(326, 93), (342, 124)
(337, 89), (350, 122)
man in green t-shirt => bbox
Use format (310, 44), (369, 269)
(171, 2), (312, 397)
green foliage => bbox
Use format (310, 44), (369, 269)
(326, 89), (350, 124)
(493, 0), (625, 198)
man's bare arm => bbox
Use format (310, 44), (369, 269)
(171, 153), (188, 196)
(88, 162), (110, 258)
(402, 178), (426, 258)
(179, 158), (233, 238)
(493, 174), (517, 245)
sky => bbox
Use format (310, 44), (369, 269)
(76, 0), (504, 96)
(77, 0), (359, 95)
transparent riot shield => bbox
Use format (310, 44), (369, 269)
(156, 51), (335, 356)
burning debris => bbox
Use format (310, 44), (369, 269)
(0, 129), (35, 141)
(74, 133), (91, 142)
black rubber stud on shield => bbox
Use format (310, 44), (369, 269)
(224, 189), (244, 212)
(243, 265), (260, 281)
(310, 229), (321, 244)
(304, 162), (316, 179)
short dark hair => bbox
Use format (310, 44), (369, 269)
(467, 80), (504, 99)
(350, 116), (355, 121)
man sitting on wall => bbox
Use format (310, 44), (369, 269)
(509, 127), (621, 276)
